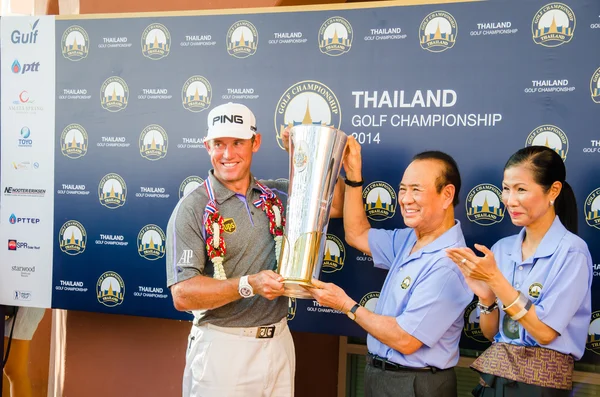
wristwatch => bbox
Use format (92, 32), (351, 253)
(346, 303), (360, 321)
(477, 299), (499, 315)
(238, 275), (254, 298)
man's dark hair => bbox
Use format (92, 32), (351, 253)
(411, 151), (461, 207)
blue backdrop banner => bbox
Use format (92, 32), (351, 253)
(2, 0), (599, 363)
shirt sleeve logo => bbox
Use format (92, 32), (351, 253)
(177, 249), (193, 265)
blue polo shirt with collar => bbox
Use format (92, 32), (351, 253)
(492, 216), (592, 360)
(367, 221), (473, 369)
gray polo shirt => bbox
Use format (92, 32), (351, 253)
(165, 171), (289, 327)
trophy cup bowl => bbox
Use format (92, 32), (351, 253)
(277, 125), (348, 298)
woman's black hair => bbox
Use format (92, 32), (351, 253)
(504, 146), (577, 234)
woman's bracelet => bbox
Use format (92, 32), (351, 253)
(502, 291), (533, 321)
(502, 292), (521, 311)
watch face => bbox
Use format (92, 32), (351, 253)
(240, 287), (253, 297)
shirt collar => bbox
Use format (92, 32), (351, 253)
(207, 170), (261, 205)
(408, 220), (465, 261)
(421, 220), (465, 253)
(508, 216), (567, 260)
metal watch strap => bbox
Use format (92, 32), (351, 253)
(477, 299), (499, 315)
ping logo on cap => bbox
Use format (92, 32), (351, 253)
(205, 103), (257, 140)
(212, 114), (244, 126)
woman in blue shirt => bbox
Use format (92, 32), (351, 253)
(446, 146), (592, 396)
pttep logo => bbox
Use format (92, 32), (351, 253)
(11, 60), (40, 74)
(9, 213), (41, 224)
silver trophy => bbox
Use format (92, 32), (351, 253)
(277, 125), (348, 298)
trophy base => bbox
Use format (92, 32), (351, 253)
(282, 280), (315, 299)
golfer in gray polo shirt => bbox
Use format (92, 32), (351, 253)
(166, 103), (294, 397)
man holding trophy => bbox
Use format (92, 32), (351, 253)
(166, 103), (342, 397)
(309, 139), (473, 397)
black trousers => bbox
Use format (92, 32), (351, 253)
(473, 374), (571, 397)
(364, 362), (457, 397)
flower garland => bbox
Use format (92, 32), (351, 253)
(255, 184), (286, 269)
(203, 177), (285, 280)
(204, 210), (227, 280)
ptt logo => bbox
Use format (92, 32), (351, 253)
(11, 19), (39, 44)
(8, 214), (41, 225)
(11, 60), (40, 74)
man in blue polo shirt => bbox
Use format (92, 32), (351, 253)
(309, 137), (473, 397)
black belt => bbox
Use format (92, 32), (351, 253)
(367, 353), (447, 373)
